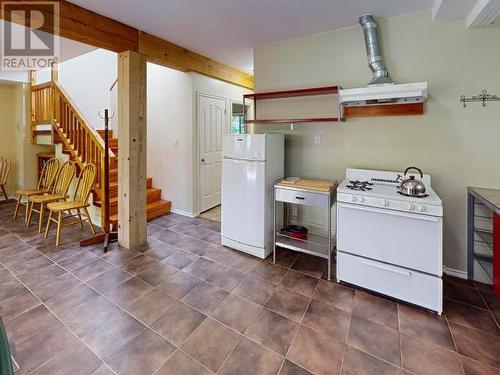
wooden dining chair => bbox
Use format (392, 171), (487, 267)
(0, 157), (12, 201)
(27, 160), (76, 233)
(45, 163), (97, 246)
(13, 157), (60, 222)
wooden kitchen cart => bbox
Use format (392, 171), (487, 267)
(273, 179), (337, 280)
(467, 187), (500, 298)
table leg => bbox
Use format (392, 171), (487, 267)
(494, 212), (500, 298)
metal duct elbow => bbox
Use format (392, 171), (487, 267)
(359, 14), (393, 86)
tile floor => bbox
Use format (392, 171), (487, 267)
(0, 201), (499, 375)
(199, 205), (221, 222)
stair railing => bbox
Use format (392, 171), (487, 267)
(30, 78), (116, 225)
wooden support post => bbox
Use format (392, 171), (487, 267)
(117, 51), (147, 250)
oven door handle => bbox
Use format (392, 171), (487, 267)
(339, 203), (441, 222)
(361, 260), (412, 276)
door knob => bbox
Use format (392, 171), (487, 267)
(201, 158), (205, 162)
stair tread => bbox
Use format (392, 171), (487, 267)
(109, 199), (171, 223)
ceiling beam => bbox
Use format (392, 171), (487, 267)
(466, 0), (500, 28)
(0, 0), (254, 89)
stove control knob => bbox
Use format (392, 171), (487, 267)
(416, 205), (425, 212)
(383, 200), (390, 207)
(352, 196), (358, 203)
(407, 203), (416, 211)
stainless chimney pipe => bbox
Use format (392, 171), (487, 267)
(359, 15), (393, 86)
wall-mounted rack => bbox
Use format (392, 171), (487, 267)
(243, 85), (342, 125)
(460, 90), (500, 108)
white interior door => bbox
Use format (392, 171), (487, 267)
(199, 94), (226, 213)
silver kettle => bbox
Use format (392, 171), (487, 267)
(398, 167), (427, 197)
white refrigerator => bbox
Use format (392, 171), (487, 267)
(221, 134), (284, 259)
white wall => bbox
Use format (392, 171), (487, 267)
(147, 63), (193, 215)
(37, 49), (117, 130)
(254, 10), (500, 276)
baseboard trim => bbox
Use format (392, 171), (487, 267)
(171, 209), (197, 218)
(443, 266), (467, 279)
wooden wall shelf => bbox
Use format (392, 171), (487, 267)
(343, 102), (424, 118)
(244, 86), (341, 125)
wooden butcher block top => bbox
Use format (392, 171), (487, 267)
(277, 178), (337, 192)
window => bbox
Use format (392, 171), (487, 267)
(231, 102), (246, 134)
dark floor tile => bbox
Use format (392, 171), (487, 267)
(202, 245), (233, 265)
(225, 252), (260, 274)
(81, 312), (145, 360)
(173, 237), (211, 256)
(181, 281), (228, 314)
(0, 276), (26, 302)
(144, 242), (178, 260)
(211, 294), (260, 333)
(30, 341), (102, 375)
(72, 258), (116, 282)
(181, 318), (241, 372)
(265, 287), (310, 322)
(450, 322), (500, 368)
(97, 246), (142, 266)
(445, 299), (500, 335)
(57, 251), (100, 271)
(15, 320), (78, 374)
(233, 275), (276, 305)
(59, 296), (122, 337)
(279, 360), (313, 375)
(136, 261), (179, 286)
(103, 277), (153, 307)
(45, 284), (99, 318)
(17, 263), (67, 288)
(398, 303), (455, 350)
(352, 290), (398, 330)
(162, 250), (199, 270)
(31, 272), (81, 302)
(245, 308), (298, 356)
(155, 229), (187, 244)
(156, 350), (212, 375)
(182, 257), (220, 280)
(7, 254), (54, 277)
(302, 299), (350, 341)
(287, 325), (344, 375)
(312, 280), (355, 313)
(252, 261), (288, 284)
(125, 286), (176, 325)
(85, 268), (133, 294)
(401, 333), (463, 375)
(347, 315), (401, 366)
(0, 289), (41, 321)
(444, 281), (487, 309)
(122, 254), (158, 275)
(291, 255), (326, 279)
(480, 290), (500, 313)
(4, 305), (58, 345)
(219, 337), (283, 375)
(280, 270), (319, 297)
(155, 271), (201, 299)
(461, 355), (500, 375)
(206, 265), (245, 291)
(91, 365), (115, 375)
(341, 345), (401, 375)
(107, 329), (176, 375)
(267, 248), (299, 268)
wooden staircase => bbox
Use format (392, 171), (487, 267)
(31, 77), (171, 229)
(92, 130), (171, 228)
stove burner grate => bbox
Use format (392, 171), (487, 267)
(346, 180), (373, 191)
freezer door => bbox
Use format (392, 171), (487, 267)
(222, 134), (267, 161)
(221, 159), (266, 248)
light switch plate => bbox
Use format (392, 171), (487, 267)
(314, 134), (321, 144)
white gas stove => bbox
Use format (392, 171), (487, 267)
(336, 168), (443, 314)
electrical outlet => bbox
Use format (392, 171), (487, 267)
(314, 134), (321, 144)
(291, 205), (298, 217)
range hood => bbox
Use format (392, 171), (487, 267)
(339, 15), (428, 108)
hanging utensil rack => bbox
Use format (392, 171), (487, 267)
(460, 90), (500, 107)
